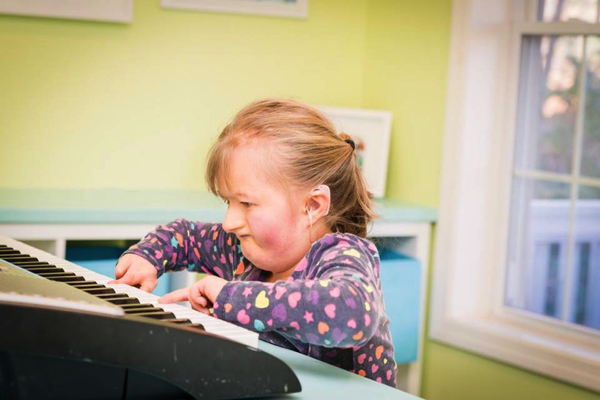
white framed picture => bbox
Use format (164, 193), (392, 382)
(0, 0), (133, 23)
(320, 106), (392, 199)
(161, 0), (308, 19)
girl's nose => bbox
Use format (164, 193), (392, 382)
(222, 204), (244, 233)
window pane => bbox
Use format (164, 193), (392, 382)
(582, 36), (600, 179)
(538, 0), (598, 23)
(514, 36), (584, 175)
(505, 178), (571, 320)
(570, 185), (600, 329)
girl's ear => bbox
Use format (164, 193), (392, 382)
(305, 185), (331, 223)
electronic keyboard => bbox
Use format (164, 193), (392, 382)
(0, 236), (301, 400)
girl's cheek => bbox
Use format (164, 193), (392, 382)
(248, 214), (289, 250)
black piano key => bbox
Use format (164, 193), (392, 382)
(11, 262), (53, 268)
(68, 281), (102, 287)
(134, 311), (177, 320)
(97, 293), (130, 300)
(37, 272), (76, 278)
(47, 275), (86, 283)
(71, 284), (108, 290)
(170, 319), (193, 324)
(96, 293), (140, 304)
(189, 323), (206, 331)
(19, 263), (60, 269)
(0, 253), (33, 258)
(124, 307), (165, 314)
(0, 255), (39, 262)
(20, 267), (65, 274)
(106, 297), (140, 305)
(163, 318), (194, 324)
(82, 287), (116, 295)
(120, 303), (155, 310)
(0, 249), (20, 255)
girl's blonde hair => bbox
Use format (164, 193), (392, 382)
(205, 98), (377, 237)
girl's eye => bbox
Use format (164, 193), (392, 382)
(241, 202), (251, 208)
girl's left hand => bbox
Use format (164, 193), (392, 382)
(158, 275), (227, 314)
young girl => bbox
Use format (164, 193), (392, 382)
(112, 98), (397, 387)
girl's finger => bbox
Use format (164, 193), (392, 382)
(109, 270), (137, 286)
(139, 279), (157, 293)
(196, 306), (211, 315)
(158, 288), (189, 304)
(189, 284), (208, 307)
(189, 301), (210, 315)
(114, 258), (132, 279)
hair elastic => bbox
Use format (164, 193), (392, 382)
(344, 139), (356, 150)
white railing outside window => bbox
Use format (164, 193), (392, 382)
(506, 200), (600, 330)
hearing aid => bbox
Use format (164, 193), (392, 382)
(306, 185), (331, 227)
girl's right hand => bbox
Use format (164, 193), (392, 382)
(109, 254), (158, 293)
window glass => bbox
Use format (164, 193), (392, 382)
(538, 0), (598, 23)
(582, 36), (600, 179)
(513, 35), (583, 175)
(509, 29), (600, 331)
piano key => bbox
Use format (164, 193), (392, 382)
(68, 281), (105, 288)
(0, 249), (20, 255)
(47, 275), (86, 283)
(20, 267), (64, 274)
(0, 255), (38, 262)
(125, 307), (165, 314)
(11, 261), (53, 267)
(121, 303), (155, 310)
(133, 311), (177, 320)
(37, 272), (77, 278)
(106, 297), (141, 305)
(166, 318), (195, 324)
(97, 293), (131, 300)
(81, 287), (116, 295)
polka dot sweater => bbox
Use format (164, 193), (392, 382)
(125, 219), (397, 387)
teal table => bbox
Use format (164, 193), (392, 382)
(258, 341), (422, 400)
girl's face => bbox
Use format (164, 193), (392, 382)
(218, 143), (311, 274)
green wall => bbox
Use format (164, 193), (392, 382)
(363, 0), (448, 207)
(0, 0), (368, 189)
(423, 338), (600, 400)
(1, 1), (598, 399)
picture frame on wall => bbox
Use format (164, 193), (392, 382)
(320, 106), (392, 199)
(161, 0), (308, 19)
(0, 0), (133, 23)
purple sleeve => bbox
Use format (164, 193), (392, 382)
(122, 219), (242, 280)
(212, 237), (382, 348)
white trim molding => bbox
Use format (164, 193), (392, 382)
(0, 0), (133, 23)
(161, 0), (308, 19)
(430, 0), (600, 393)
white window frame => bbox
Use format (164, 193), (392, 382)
(430, 0), (600, 392)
